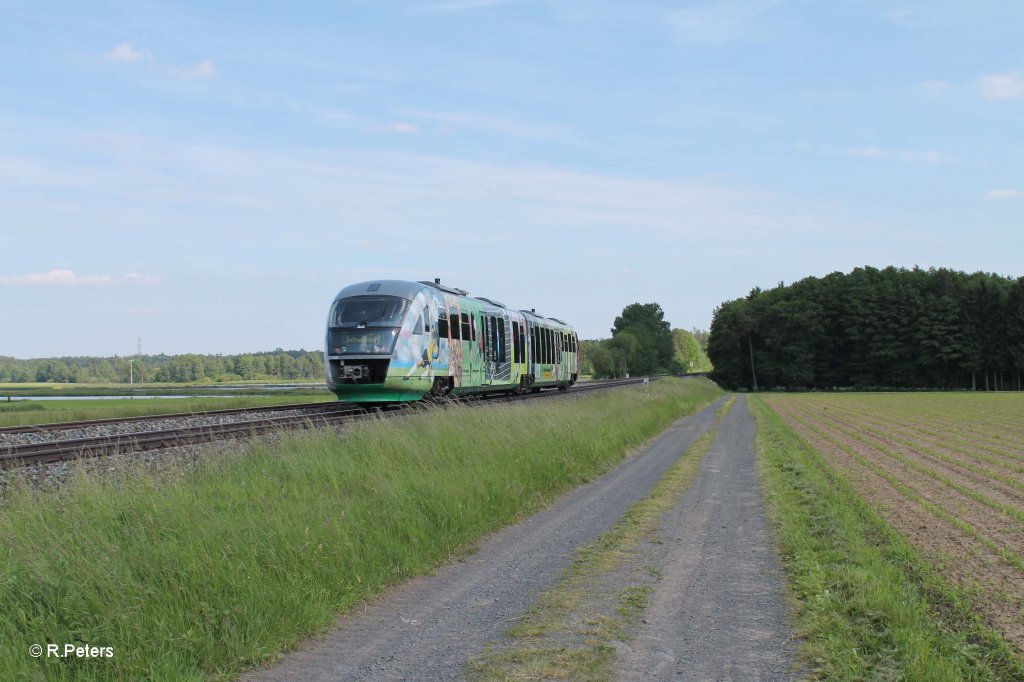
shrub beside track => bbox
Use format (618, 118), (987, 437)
(0, 377), (720, 681)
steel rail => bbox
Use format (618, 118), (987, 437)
(0, 400), (345, 436)
(1, 377), (654, 468)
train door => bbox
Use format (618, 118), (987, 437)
(511, 320), (521, 384)
(481, 313), (493, 385)
(499, 315), (511, 384)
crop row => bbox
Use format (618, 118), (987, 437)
(762, 394), (1024, 653)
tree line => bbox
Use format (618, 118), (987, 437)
(0, 349), (324, 384)
(580, 303), (712, 378)
(708, 266), (1024, 391)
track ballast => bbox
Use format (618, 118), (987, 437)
(1, 378), (649, 468)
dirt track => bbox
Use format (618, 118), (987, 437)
(617, 396), (795, 680)
(245, 395), (796, 680)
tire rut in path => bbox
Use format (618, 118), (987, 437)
(617, 396), (796, 681)
(243, 397), (725, 681)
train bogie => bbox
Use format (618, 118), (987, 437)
(325, 279), (579, 402)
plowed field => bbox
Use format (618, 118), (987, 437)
(761, 393), (1024, 652)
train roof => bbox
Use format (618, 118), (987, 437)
(332, 280), (428, 301)
(331, 280), (575, 330)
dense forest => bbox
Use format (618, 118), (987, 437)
(708, 266), (1024, 391)
(0, 349), (324, 384)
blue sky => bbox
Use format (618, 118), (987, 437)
(1, 0), (1021, 358)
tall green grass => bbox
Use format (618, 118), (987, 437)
(751, 397), (1024, 681)
(0, 378), (720, 680)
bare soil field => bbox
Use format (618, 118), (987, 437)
(762, 393), (1024, 652)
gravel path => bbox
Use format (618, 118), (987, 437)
(243, 397), (726, 681)
(616, 395), (796, 681)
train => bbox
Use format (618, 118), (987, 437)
(325, 279), (579, 402)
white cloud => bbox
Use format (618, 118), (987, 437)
(390, 122), (419, 133)
(798, 142), (944, 163)
(980, 73), (1024, 100)
(404, 110), (572, 143)
(415, 0), (520, 13)
(920, 79), (949, 94)
(103, 42), (149, 62)
(0, 269), (161, 286)
(124, 308), (158, 316)
(985, 189), (1021, 200)
(170, 60), (218, 79)
(322, 108), (353, 123)
(670, 1), (779, 46)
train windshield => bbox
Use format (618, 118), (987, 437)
(331, 296), (408, 328)
(329, 329), (398, 355)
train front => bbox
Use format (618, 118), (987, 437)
(324, 281), (434, 402)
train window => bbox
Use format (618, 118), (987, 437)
(491, 317), (499, 364)
(520, 326), (526, 364)
(470, 313), (476, 341)
(412, 313), (423, 335)
(500, 319), (507, 363)
(512, 321), (520, 363)
(543, 327), (550, 364)
(460, 312), (471, 340)
(332, 296), (408, 328)
(449, 307), (461, 340)
(437, 313), (448, 337)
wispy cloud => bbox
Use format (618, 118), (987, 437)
(415, 0), (520, 13)
(0, 270), (161, 286)
(670, 0), (779, 46)
(404, 110), (573, 142)
(322, 108), (354, 123)
(985, 188), (1021, 200)
(170, 60), (218, 80)
(389, 122), (419, 133)
(919, 79), (949, 94)
(103, 42), (149, 62)
(101, 43), (216, 80)
(980, 73), (1024, 100)
(797, 142), (944, 163)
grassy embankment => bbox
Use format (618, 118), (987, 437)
(0, 394), (333, 429)
(751, 396), (1024, 681)
(471, 396), (735, 680)
(0, 378), (720, 681)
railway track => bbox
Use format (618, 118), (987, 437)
(1, 378), (651, 468)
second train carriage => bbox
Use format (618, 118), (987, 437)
(324, 279), (579, 402)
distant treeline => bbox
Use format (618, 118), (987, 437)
(578, 303), (712, 378)
(0, 349), (324, 384)
(708, 266), (1024, 391)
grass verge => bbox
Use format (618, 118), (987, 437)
(0, 378), (720, 681)
(750, 396), (1024, 681)
(469, 396), (733, 680)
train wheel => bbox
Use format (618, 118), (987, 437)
(427, 377), (448, 400)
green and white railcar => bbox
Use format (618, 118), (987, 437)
(325, 279), (579, 402)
